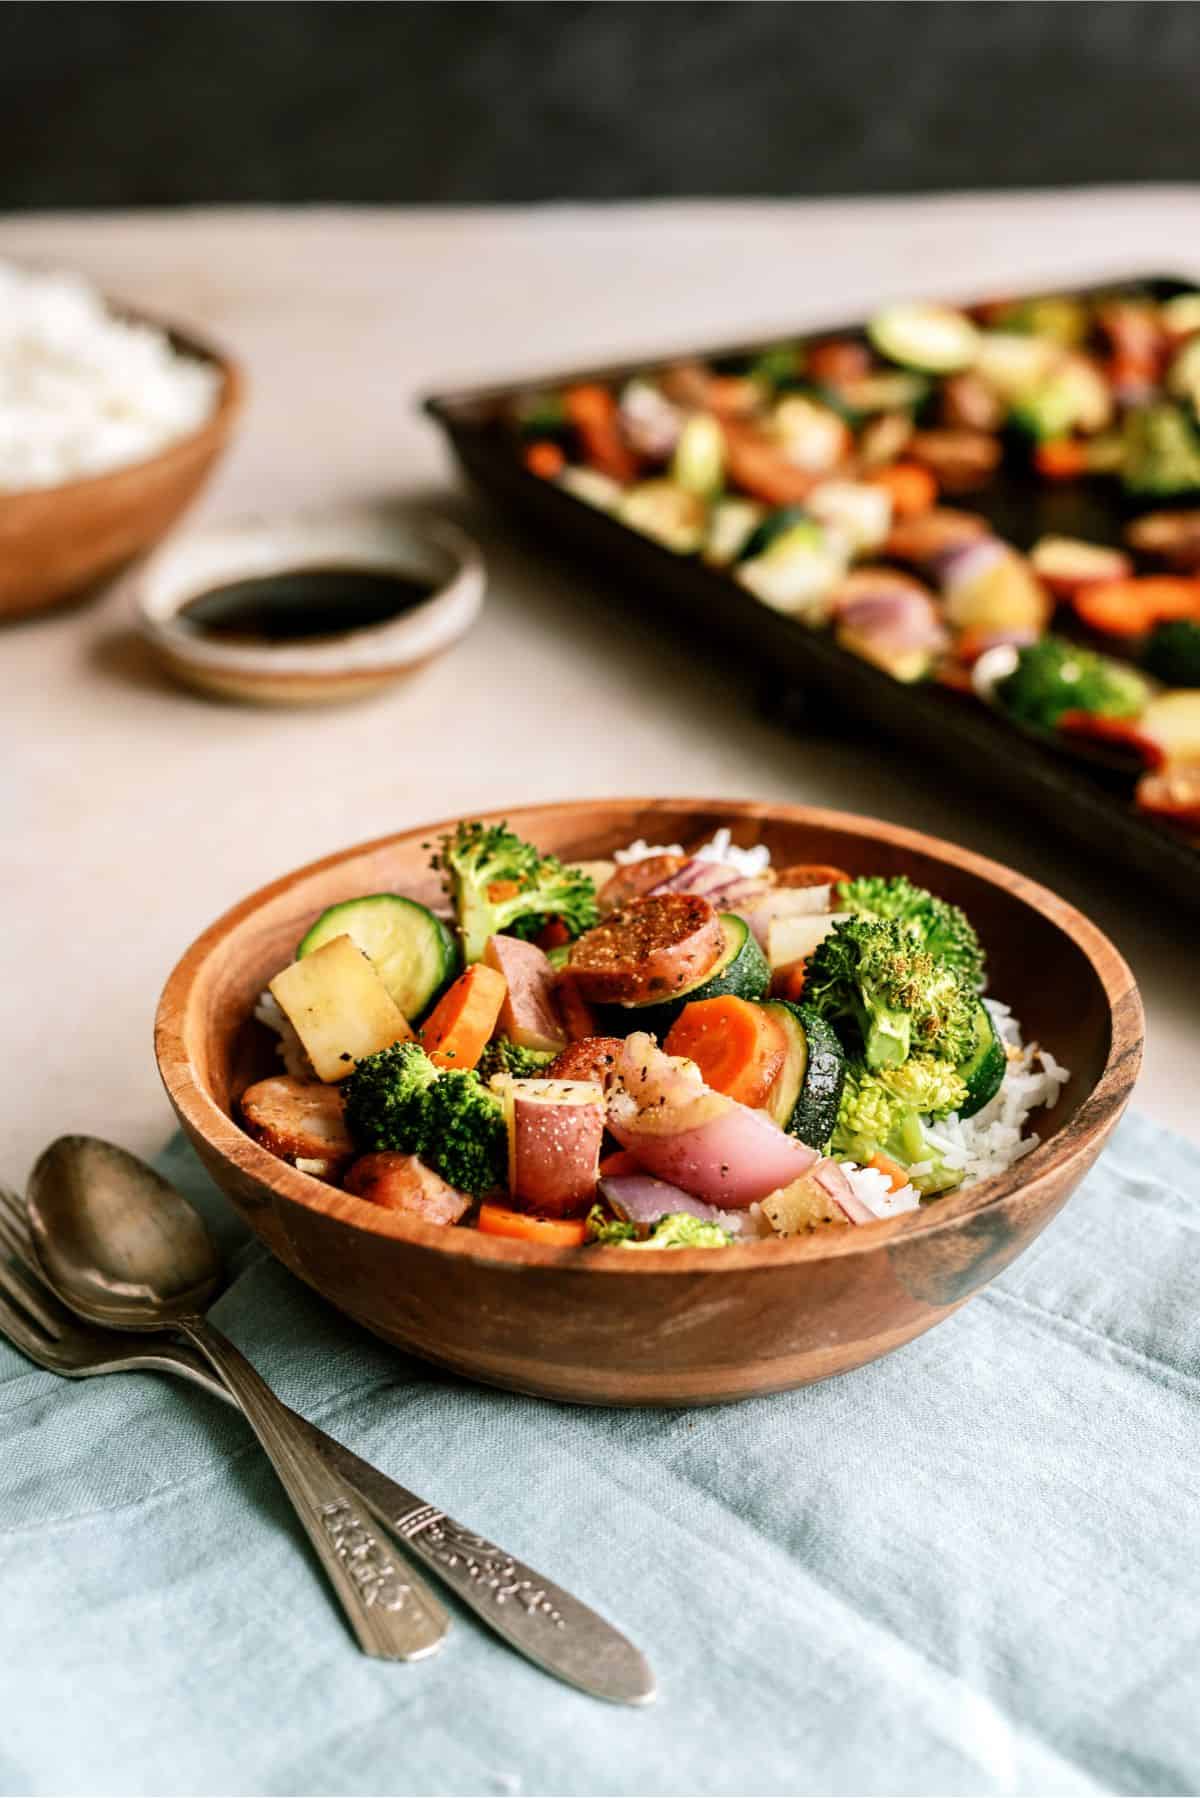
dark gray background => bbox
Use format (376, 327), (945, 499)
(4, 2), (1198, 209)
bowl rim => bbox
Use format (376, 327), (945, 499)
(0, 311), (241, 512)
(155, 798), (1143, 1275)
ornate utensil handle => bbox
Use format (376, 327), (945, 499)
(311, 1436), (656, 1706)
(180, 1318), (449, 1662)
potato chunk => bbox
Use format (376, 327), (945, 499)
(269, 934), (413, 1082)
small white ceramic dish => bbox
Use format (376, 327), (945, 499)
(136, 502), (485, 704)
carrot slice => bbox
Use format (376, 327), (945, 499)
(563, 384), (637, 484)
(599, 1149), (642, 1178)
(664, 996), (788, 1109)
(477, 1204), (588, 1247)
(554, 972), (597, 1043)
(1073, 576), (1200, 638)
(867, 462), (938, 518)
(420, 965), (507, 1071)
(535, 917), (572, 950)
(770, 960), (808, 1003)
(523, 441), (565, 480)
(869, 1154), (912, 1194)
(1034, 440), (1089, 480)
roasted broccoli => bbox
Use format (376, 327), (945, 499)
(342, 1041), (437, 1159)
(804, 917), (978, 1071)
(342, 1043), (506, 1197)
(831, 1065), (965, 1196)
(1142, 619), (1200, 689)
(1122, 404), (1200, 498)
(585, 1204), (639, 1245)
(877, 1054), (968, 1120)
(476, 1038), (558, 1084)
(995, 637), (1150, 731)
(431, 821), (599, 965)
(620, 1213), (733, 1250)
(837, 874), (986, 987)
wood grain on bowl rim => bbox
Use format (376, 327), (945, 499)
(155, 798), (1142, 1275)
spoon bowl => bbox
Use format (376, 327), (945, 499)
(28, 1134), (221, 1330)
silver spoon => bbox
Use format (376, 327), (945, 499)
(26, 1135), (449, 1663)
(24, 1142), (656, 1705)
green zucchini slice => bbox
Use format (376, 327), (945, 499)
(298, 894), (458, 1022)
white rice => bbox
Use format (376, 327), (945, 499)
(613, 826), (772, 879)
(0, 260), (219, 491)
(253, 991), (314, 1080)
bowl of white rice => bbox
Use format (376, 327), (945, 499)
(0, 261), (240, 621)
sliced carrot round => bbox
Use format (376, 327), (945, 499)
(1073, 576), (1200, 638)
(476, 1204), (588, 1247)
(524, 441), (565, 480)
(866, 461), (938, 518)
(664, 995), (787, 1109)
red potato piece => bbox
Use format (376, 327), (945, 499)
(1057, 712), (1165, 769)
(1029, 536), (1133, 600)
(240, 1076), (353, 1172)
(807, 338), (872, 385)
(344, 1153), (470, 1224)
(568, 893), (726, 1005)
(1137, 763), (1200, 829)
(502, 1079), (606, 1217)
(885, 507), (990, 565)
(598, 854), (689, 911)
(544, 1035), (627, 1088)
(482, 935), (567, 1052)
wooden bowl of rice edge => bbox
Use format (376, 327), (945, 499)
(0, 316), (241, 622)
(155, 798), (1143, 1406)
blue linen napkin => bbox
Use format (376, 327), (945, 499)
(1, 1112), (1197, 1798)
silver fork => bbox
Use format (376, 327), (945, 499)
(0, 1185), (655, 1704)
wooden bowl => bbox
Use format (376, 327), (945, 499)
(0, 321), (241, 622)
(155, 800), (1142, 1406)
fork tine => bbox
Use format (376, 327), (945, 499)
(0, 1254), (66, 1340)
(0, 1184), (33, 1245)
(0, 1279), (61, 1358)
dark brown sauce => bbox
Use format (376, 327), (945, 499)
(177, 566), (433, 645)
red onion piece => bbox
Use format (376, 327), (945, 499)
(598, 1175), (759, 1237)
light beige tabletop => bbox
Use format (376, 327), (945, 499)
(5, 192), (1198, 1182)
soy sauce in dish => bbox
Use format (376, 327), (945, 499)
(177, 566), (433, 645)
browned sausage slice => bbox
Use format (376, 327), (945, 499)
(344, 1153), (470, 1224)
(886, 506), (989, 566)
(568, 893), (725, 1004)
(598, 854), (688, 911)
(775, 863), (853, 890)
(544, 1036), (627, 1088)
(240, 1076), (353, 1172)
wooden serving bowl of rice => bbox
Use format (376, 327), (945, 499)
(155, 799), (1142, 1406)
(0, 286), (240, 621)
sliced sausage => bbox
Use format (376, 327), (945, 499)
(1125, 509), (1200, 572)
(908, 430), (1002, 494)
(775, 863), (853, 889)
(544, 1036), (627, 1088)
(344, 1153), (470, 1224)
(240, 1076), (353, 1173)
(568, 893), (726, 1004)
(483, 935), (567, 1052)
(886, 506), (990, 566)
(598, 854), (688, 911)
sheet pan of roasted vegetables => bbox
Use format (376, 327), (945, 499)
(426, 278), (1200, 900)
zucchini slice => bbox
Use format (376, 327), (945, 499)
(671, 413), (725, 499)
(618, 480), (707, 553)
(956, 1002), (1007, 1118)
(868, 303), (979, 374)
(298, 894), (458, 1022)
(762, 1000), (847, 1148)
(597, 913), (770, 1038)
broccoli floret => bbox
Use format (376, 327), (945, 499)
(342, 1042), (438, 1157)
(1142, 619), (1200, 689)
(878, 1054), (967, 1119)
(423, 1071), (508, 1196)
(837, 874), (986, 987)
(620, 1213), (733, 1250)
(1122, 404), (1200, 497)
(804, 917), (977, 1071)
(342, 1043), (505, 1197)
(585, 1204), (639, 1245)
(831, 1065), (964, 1196)
(431, 821), (599, 965)
(995, 637), (1150, 731)
(476, 1038), (558, 1084)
